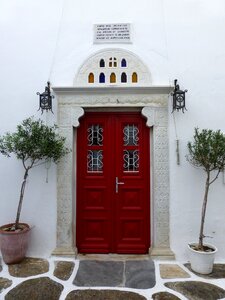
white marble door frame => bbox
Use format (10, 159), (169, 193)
(52, 86), (174, 259)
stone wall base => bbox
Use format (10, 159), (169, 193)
(149, 247), (175, 260)
(52, 247), (77, 258)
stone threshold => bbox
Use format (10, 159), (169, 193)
(52, 246), (175, 260)
(77, 254), (150, 261)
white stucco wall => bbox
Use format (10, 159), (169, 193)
(0, 0), (225, 260)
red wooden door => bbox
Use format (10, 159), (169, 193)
(77, 112), (150, 254)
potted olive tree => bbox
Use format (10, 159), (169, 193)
(187, 128), (225, 274)
(0, 117), (69, 264)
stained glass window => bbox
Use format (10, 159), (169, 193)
(99, 73), (105, 83)
(110, 73), (116, 83)
(100, 59), (105, 67)
(109, 57), (117, 67)
(121, 58), (127, 67)
(121, 72), (127, 83)
(88, 73), (94, 83)
(132, 72), (138, 83)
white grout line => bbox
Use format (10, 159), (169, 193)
(58, 258), (80, 300)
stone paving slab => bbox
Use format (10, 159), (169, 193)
(54, 261), (75, 281)
(74, 260), (124, 287)
(160, 264), (190, 279)
(73, 259), (155, 289)
(165, 281), (225, 300)
(0, 277), (12, 293)
(152, 291), (181, 300)
(184, 263), (225, 279)
(8, 257), (49, 277)
(125, 260), (156, 289)
(66, 289), (146, 300)
(5, 277), (63, 300)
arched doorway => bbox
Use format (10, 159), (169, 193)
(52, 48), (174, 259)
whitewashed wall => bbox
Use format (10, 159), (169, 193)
(0, 0), (225, 260)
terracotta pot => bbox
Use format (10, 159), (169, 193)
(0, 223), (31, 264)
(188, 242), (217, 274)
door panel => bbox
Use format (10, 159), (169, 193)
(77, 112), (150, 253)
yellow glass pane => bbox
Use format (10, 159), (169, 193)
(88, 73), (94, 83)
(110, 73), (116, 83)
(132, 72), (138, 83)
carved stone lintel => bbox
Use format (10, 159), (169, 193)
(71, 107), (84, 127)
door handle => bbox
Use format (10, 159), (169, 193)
(116, 177), (124, 193)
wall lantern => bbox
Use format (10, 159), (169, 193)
(37, 81), (54, 114)
(171, 79), (188, 113)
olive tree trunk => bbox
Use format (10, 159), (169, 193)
(198, 171), (210, 249)
(14, 168), (29, 230)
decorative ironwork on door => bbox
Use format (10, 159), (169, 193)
(87, 124), (103, 172)
(123, 125), (139, 146)
(87, 125), (103, 146)
(123, 149), (139, 172)
(123, 124), (139, 172)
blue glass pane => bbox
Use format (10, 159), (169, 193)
(121, 59), (127, 67)
(99, 73), (105, 83)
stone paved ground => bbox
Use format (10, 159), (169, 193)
(74, 259), (155, 289)
(1, 257), (225, 299)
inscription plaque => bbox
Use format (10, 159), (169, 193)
(94, 23), (132, 44)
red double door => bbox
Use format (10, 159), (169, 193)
(77, 112), (150, 254)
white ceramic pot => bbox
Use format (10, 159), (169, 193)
(188, 243), (217, 274)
